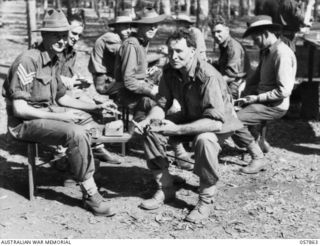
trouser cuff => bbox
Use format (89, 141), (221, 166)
(173, 142), (187, 157)
(81, 177), (98, 196)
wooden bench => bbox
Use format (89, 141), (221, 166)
(92, 133), (132, 156)
(15, 132), (132, 201)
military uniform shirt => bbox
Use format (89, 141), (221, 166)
(114, 35), (154, 98)
(88, 32), (121, 77)
(3, 45), (66, 113)
(57, 45), (76, 78)
(218, 36), (250, 79)
(157, 55), (242, 134)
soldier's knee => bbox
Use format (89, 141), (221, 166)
(194, 132), (218, 148)
(67, 125), (89, 141)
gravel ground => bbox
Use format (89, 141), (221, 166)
(0, 1), (320, 239)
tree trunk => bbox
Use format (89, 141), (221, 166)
(26, 0), (37, 48)
(161, 0), (171, 15)
(227, 0), (230, 20)
(114, 0), (118, 17)
(239, 0), (244, 16)
(55, 0), (61, 9)
(304, 0), (316, 25)
(185, 0), (190, 15)
(43, 0), (48, 10)
(66, 0), (72, 18)
(246, 0), (251, 16)
(196, 0), (200, 27)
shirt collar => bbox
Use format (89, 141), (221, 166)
(186, 55), (198, 79)
(260, 39), (281, 56)
(132, 33), (149, 47)
(38, 44), (54, 65)
(220, 36), (231, 48)
(64, 45), (76, 59)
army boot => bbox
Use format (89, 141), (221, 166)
(80, 177), (116, 217)
(173, 143), (194, 171)
(241, 141), (266, 174)
(139, 169), (175, 210)
(185, 184), (216, 223)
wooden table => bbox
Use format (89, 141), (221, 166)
(300, 32), (320, 119)
(303, 33), (320, 83)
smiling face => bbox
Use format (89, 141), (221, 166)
(137, 23), (158, 40)
(212, 23), (229, 45)
(42, 31), (68, 54)
(67, 20), (84, 47)
(167, 38), (195, 70)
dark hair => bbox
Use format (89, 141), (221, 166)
(208, 15), (226, 29)
(67, 11), (85, 26)
(166, 29), (197, 48)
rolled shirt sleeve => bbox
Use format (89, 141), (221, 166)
(201, 76), (225, 122)
(7, 55), (36, 101)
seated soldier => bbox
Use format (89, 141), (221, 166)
(114, 7), (167, 122)
(209, 15), (250, 100)
(56, 12), (121, 164)
(231, 15), (297, 174)
(88, 10), (132, 100)
(137, 30), (243, 223)
(2, 9), (118, 216)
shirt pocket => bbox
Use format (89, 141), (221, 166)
(30, 75), (52, 103)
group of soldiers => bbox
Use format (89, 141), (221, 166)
(3, 0), (309, 223)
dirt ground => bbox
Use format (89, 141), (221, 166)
(1, 1), (320, 240)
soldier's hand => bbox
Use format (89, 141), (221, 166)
(61, 75), (77, 90)
(59, 111), (86, 123)
(158, 45), (168, 55)
(235, 95), (258, 105)
(150, 85), (159, 97)
(134, 119), (150, 135)
(244, 95), (258, 104)
(150, 119), (180, 136)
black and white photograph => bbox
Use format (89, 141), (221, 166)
(0, 0), (319, 241)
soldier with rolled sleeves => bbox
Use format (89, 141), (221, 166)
(137, 30), (243, 223)
(2, 9), (116, 217)
(114, 8), (167, 122)
(88, 10), (132, 100)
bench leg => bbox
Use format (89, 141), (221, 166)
(121, 143), (126, 156)
(258, 123), (270, 153)
(27, 143), (38, 200)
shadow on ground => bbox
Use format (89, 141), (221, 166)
(267, 118), (320, 155)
